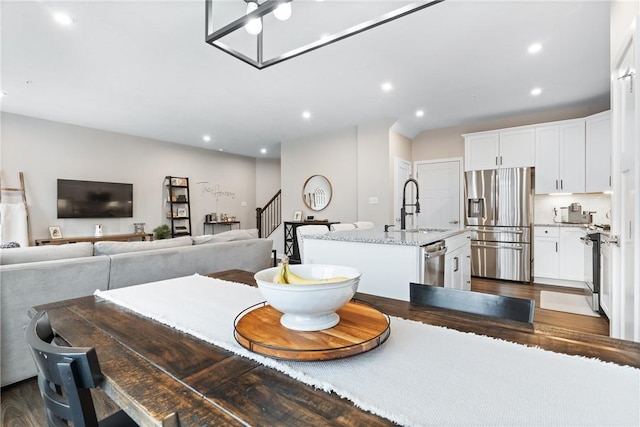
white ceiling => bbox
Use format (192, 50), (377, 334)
(1, 0), (610, 159)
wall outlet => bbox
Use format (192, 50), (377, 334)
(241, 201), (247, 207)
(369, 196), (379, 205)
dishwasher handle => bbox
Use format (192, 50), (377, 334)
(424, 246), (447, 259)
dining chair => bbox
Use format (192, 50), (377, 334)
(296, 225), (329, 262)
(409, 283), (535, 325)
(330, 223), (356, 231)
(25, 310), (139, 427)
(353, 221), (374, 229)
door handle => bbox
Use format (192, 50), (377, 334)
(449, 220), (459, 224)
(471, 243), (524, 250)
(475, 228), (524, 234)
(425, 247), (447, 258)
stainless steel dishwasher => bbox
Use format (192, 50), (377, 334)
(423, 240), (447, 286)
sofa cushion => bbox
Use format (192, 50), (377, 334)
(107, 238), (273, 289)
(0, 242), (94, 265)
(93, 236), (192, 256)
(191, 228), (259, 245)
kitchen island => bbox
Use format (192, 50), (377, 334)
(302, 228), (471, 301)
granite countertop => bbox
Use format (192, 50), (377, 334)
(302, 228), (468, 247)
(535, 223), (589, 228)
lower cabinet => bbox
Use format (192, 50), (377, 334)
(445, 232), (471, 290)
(534, 226), (584, 287)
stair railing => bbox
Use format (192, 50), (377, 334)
(256, 190), (281, 238)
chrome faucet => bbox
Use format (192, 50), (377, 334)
(400, 178), (420, 230)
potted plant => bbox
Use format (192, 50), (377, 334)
(153, 224), (171, 240)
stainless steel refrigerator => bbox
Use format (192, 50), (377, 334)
(465, 167), (533, 282)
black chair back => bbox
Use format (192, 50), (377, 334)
(410, 283), (535, 324)
(25, 311), (137, 427)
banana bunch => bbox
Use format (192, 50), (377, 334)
(273, 256), (349, 285)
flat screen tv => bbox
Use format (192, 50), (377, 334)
(57, 179), (133, 218)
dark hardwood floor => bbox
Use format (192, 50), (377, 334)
(0, 277), (610, 426)
(472, 277), (610, 336)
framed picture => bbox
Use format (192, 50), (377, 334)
(293, 210), (303, 221)
(170, 177), (187, 186)
(177, 208), (187, 217)
(48, 226), (63, 239)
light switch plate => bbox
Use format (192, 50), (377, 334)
(369, 197), (378, 205)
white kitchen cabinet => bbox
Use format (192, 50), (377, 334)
(558, 227), (585, 281)
(498, 128), (536, 168)
(535, 119), (585, 194)
(585, 111), (612, 193)
(533, 226), (584, 288)
(464, 132), (499, 171)
(463, 127), (534, 171)
(534, 227), (559, 278)
(445, 232), (471, 290)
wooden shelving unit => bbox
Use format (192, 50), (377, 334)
(165, 176), (192, 237)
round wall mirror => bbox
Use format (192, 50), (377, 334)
(302, 175), (332, 211)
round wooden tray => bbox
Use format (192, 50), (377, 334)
(234, 300), (390, 361)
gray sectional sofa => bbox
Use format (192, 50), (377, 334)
(0, 229), (273, 386)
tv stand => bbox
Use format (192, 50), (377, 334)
(35, 233), (153, 246)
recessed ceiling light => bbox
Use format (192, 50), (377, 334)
(302, 111), (311, 119)
(528, 43), (542, 54)
(53, 12), (74, 26)
(203, 135), (211, 142)
(218, 148), (224, 152)
(260, 148), (267, 154)
(415, 110), (424, 117)
(530, 87), (542, 96)
(381, 82), (393, 92)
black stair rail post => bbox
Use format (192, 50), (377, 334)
(256, 207), (263, 237)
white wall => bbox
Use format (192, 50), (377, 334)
(1, 112), (263, 242)
(281, 127), (358, 231)
(256, 158), (281, 207)
(279, 120), (398, 255)
(357, 120), (395, 227)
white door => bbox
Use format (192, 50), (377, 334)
(415, 159), (462, 230)
(394, 157), (412, 228)
(611, 26), (639, 342)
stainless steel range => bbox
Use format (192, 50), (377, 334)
(465, 167), (533, 282)
(581, 227), (604, 312)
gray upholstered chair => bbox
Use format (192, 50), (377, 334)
(296, 225), (329, 262)
(330, 223), (356, 231)
(353, 221), (374, 229)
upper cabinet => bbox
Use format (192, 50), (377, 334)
(463, 110), (611, 195)
(585, 111), (612, 193)
(535, 119), (585, 194)
(463, 127), (534, 171)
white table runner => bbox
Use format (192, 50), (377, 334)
(95, 274), (640, 426)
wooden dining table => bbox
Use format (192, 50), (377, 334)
(32, 270), (640, 427)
